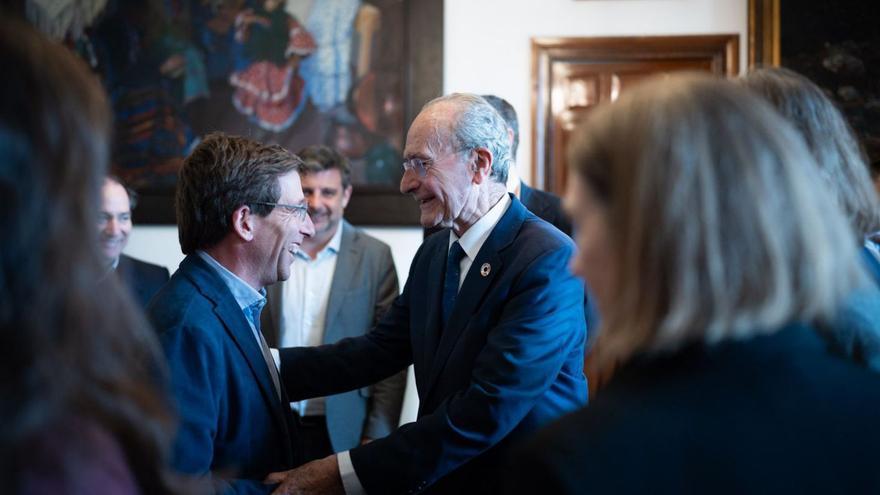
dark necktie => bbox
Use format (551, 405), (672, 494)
(442, 241), (466, 327)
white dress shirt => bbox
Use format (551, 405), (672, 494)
(280, 223), (343, 417)
(337, 193), (512, 495)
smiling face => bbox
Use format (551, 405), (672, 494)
(251, 170), (315, 287)
(302, 168), (351, 246)
(400, 105), (475, 228)
(565, 176), (617, 317)
(97, 179), (132, 264)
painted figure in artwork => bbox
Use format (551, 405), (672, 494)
(229, 0), (316, 132)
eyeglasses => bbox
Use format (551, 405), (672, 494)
(252, 202), (309, 221)
(403, 148), (473, 177)
(402, 157), (433, 177)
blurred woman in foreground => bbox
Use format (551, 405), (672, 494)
(741, 67), (880, 370)
(507, 74), (880, 494)
(0, 19), (181, 494)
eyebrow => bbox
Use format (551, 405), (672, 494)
(403, 152), (431, 161)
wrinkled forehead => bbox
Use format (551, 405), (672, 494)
(276, 170), (305, 203)
(404, 104), (459, 158)
(100, 179), (131, 213)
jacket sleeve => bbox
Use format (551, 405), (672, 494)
(160, 324), (273, 495)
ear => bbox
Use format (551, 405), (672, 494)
(471, 147), (493, 185)
(231, 204), (256, 242)
(341, 184), (353, 209)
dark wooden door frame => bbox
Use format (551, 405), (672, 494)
(531, 34), (740, 194)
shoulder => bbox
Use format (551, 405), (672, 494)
(349, 224), (393, 257)
(121, 254), (170, 279)
(147, 269), (215, 337)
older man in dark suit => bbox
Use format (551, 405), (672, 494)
(267, 94), (588, 494)
(98, 176), (169, 308)
(148, 133), (315, 494)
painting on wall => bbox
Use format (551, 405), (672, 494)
(29, 0), (442, 224)
(749, 0), (880, 177)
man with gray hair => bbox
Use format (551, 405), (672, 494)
(267, 94), (588, 494)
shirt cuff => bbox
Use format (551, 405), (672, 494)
(337, 450), (366, 495)
(270, 348), (280, 370)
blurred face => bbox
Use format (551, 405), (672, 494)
(302, 169), (351, 240)
(564, 177), (616, 316)
(252, 171), (315, 287)
(97, 179), (132, 263)
(400, 106), (475, 228)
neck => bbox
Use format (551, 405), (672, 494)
(203, 243), (263, 291)
(451, 183), (507, 237)
(302, 222), (340, 259)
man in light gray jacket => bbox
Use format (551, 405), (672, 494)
(262, 145), (405, 462)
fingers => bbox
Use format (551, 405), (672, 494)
(264, 470), (288, 484)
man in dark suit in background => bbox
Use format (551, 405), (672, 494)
(267, 93), (587, 494)
(148, 134), (315, 493)
(481, 95), (573, 237)
(98, 176), (169, 308)
(262, 145), (405, 462)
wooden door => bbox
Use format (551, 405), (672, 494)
(532, 35), (740, 195)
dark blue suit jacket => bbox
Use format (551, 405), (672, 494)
(279, 196), (588, 493)
(149, 255), (298, 494)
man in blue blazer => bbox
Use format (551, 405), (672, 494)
(267, 94), (588, 494)
(148, 134), (315, 493)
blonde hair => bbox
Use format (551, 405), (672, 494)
(740, 67), (880, 237)
(569, 73), (864, 368)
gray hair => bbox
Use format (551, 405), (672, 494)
(740, 67), (880, 237)
(569, 73), (864, 367)
(423, 93), (512, 184)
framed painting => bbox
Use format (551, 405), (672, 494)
(36, 0), (442, 225)
(749, 0), (880, 174)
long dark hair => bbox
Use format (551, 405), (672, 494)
(0, 18), (181, 493)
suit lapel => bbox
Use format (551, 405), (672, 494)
(182, 256), (291, 442)
(323, 222), (360, 343)
(423, 196), (528, 397)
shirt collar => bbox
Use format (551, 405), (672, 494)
(449, 193), (512, 260)
(295, 221), (344, 261)
(196, 250), (266, 313)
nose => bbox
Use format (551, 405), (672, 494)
(301, 212), (316, 237)
(103, 217), (119, 237)
(306, 193), (321, 212)
(400, 167), (420, 195)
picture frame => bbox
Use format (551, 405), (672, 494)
(74, 0), (443, 226)
(748, 0), (880, 172)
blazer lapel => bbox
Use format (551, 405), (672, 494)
(424, 196), (528, 396)
(323, 222), (360, 343)
(184, 256), (291, 441)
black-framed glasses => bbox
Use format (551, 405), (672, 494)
(252, 202), (309, 221)
(402, 156), (433, 177)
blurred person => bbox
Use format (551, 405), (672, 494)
(507, 74), (880, 494)
(261, 144), (404, 462)
(741, 67), (880, 370)
(266, 93), (587, 494)
(481, 94), (573, 236)
(149, 133), (315, 493)
(98, 176), (170, 309)
(0, 18), (181, 494)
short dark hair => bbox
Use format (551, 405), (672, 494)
(297, 144), (352, 189)
(482, 94), (519, 159)
(176, 133), (302, 254)
(106, 174), (138, 210)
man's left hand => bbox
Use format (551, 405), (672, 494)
(265, 455), (345, 495)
